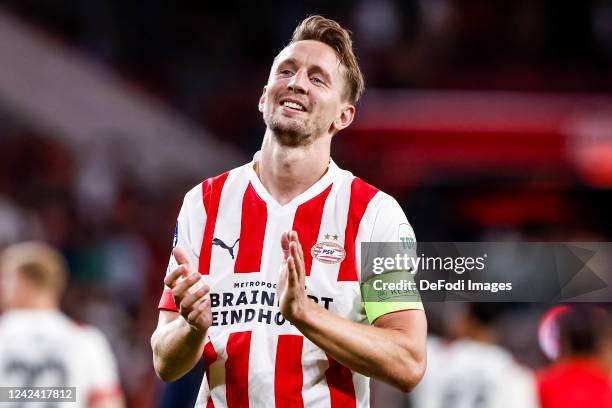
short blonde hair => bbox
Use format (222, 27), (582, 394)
(289, 15), (365, 104)
(1, 242), (68, 296)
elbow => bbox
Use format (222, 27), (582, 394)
(151, 333), (178, 383)
(153, 359), (180, 383)
(394, 355), (426, 393)
(152, 353), (170, 382)
(152, 346), (183, 382)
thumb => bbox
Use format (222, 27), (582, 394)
(173, 247), (191, 266)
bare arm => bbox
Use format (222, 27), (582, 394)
(151, 248), (212, 382)
(278, 231), (427, 392)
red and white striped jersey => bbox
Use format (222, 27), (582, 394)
(158, 155), (421, 408)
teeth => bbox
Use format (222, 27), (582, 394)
(283, 101), (305, 111)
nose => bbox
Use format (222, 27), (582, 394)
(287, 69), (309, 95)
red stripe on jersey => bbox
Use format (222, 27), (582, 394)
(225, 331), (252, 408)
(338, 178), (379, 281)
(234, 183), (267, 273)
(275, 335), (304, 408)
(158, 287), (177, 312)
(204, 340), (218, 408)
(199, 172), (230, 275)
(325, 355), (356, 408)
(292, 184), (332, 276)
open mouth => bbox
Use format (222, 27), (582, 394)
(280, 99), (307, 112)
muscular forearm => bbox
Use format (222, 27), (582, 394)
(292, 301), (426, 392)
(151, 315), (206, 382)
(153, 248), (213, 382)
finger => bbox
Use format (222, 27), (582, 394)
(290, 240), (305, 276)
(173, 247), (191, 266)
(278, 259), (289, 288)
(173, 271), (202, 298)
(187, 298), (211, 326)
(184, 294), (207, 319)
(281, 232), (290, 260)
(296, 234), (304, 260)
(164, 264), (189, 288)
(180, 285), (210, 311)
(287, 254), (299, 287)
(290, 231), (305, 265)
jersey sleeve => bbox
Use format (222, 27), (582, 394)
(82, 328), (122, 404)
(362, 194), (423, 324)
(158, 184), (206, 311)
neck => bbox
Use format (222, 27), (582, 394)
(466, 326), (496, 344)
(256, 129), (332, 205)
(10, 292), (59, 310)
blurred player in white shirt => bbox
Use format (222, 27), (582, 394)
(411, 303), (539, 408)
(0, 242), (125, 408)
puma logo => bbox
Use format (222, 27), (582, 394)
(212, 238), (240, 259)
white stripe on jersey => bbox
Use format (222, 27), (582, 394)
(302, 338), (332, 407)
(209, 165), (249, 279)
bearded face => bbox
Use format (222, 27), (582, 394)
(262, 98), (324, 147)
(259, 40), (349, 147)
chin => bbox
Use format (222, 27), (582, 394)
(273, 128), (311, 147)
(266, 116), (312, 147)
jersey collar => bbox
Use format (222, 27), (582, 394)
(247, 150), (338, 213)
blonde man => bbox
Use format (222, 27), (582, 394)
(152, 15), (427, 408)
(0, 242), (124, 408)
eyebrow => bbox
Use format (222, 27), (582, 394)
(277, 58), (333, 83)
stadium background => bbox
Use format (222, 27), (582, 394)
(1, 1), (612, 407)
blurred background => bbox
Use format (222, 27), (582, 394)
(1, 1), (612, 407)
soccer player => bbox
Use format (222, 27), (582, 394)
(410, 303), (538, 408)
(0, 242), (124, 408)
(151, 15), (427, 407)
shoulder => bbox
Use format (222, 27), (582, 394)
(332, 168), (392, 213)
(183, 162), (251, 210)
(460, 341), (529, 373)
(332, 163), (401, 215)
(72, 323), (114, 355)
(360, 183), (410, 230)
(369, 189), (404, 215)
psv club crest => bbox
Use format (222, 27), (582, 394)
(311, 241), (346, 264)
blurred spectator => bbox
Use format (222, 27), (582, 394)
(537, 305), (612, 408)
(411, 303), (539, 408)
(0, 241), (125, 408)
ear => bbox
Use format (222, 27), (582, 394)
(331, 104), (355, 134)
(258, 86), (267, 113)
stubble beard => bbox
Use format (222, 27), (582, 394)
(265, 110), (323, 147)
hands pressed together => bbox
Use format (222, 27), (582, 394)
(277, 230), (309, 323)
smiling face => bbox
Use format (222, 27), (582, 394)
(259, 40), (355, 147)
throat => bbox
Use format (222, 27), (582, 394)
(254, 156), (329, 206)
